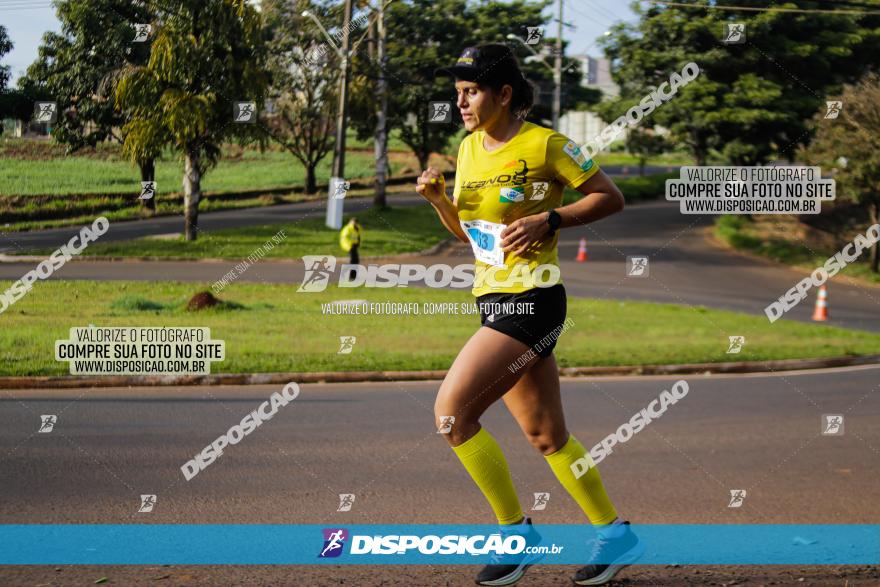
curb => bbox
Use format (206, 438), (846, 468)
(392, 237), (460, 258)
(0, 239), (459, 265)
(0, 175), (427, 235)
(2, 354), (877, 390)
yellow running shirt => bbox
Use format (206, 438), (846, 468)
(452, 121), (600, 297)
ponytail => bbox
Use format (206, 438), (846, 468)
(511, 74), (535, 120)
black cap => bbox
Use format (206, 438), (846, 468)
(435, 44), (519, 84)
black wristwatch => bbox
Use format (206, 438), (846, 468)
(546, 209), (562, 235)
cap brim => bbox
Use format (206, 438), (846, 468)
(434, 65), (480, 81)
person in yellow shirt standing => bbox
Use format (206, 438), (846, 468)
(339, 217), (361, 281)
(416, 44), (642, 586)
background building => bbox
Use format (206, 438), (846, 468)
(559, 54), (619, 146)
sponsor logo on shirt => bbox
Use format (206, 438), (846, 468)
(563, 140), (594, 171)
(511, 159), (529, 183)
(530, 182), (549, 200)
(499, 187), (525, 203)
(462, 159), (529, 190)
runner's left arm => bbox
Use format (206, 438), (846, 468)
(553, 169), (625, 229)
(502, 133), (625, 255)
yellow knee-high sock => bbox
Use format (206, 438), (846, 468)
(451, 427), (524, 525)
(544, 435), (618, 524)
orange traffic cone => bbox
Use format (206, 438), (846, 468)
(576, 238), (588, 262)
(812, 285), (829, 321)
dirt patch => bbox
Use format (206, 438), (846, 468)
(186, 291), (220, 311)
(746, 204), (872, 252)
(0, 564), (876, 586)
(393, 151), (457, 177)
(0, 138), (123, 161)
(746, 215), (840, 252)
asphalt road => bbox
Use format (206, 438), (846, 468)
(3, 170), (879, 585)
(0, 194), (388, 254)
(0, 166), (674, 254)
(2, 197), (878, 331)
(1, 367), (879, 585)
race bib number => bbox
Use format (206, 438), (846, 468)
(460, 219), (506, 267)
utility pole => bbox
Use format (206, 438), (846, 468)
(552, 0), (563, 131)
(324, 0), (353, 229)
(373, 0), (388, 209)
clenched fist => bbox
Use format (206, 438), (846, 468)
(416, 167), (447, 204)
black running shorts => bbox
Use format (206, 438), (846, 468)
(476, 284), (567, 357)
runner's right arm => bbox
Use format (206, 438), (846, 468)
(416, 167), (469, 243)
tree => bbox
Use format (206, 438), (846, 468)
(802, 73), (880, 273)
(366, 0), (390, 209)
(261, 0), (340, 195)
(0, 77), (54, 137)
(116, 0), (269, 241)
(23, 0), (158, 208)
(593, 96), (671, 174)
(626, 127), (669, 176)
(347, 0), (595, 173)
(350, 0), (470, 171)
(0, 25), (11, 93)
(0, 89), (33, 124)
(469, 1), (600, 124)
(0, 24), (14, 135)
(601, 1), (880, 165)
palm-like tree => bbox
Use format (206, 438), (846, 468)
(116, 0), (269, 241)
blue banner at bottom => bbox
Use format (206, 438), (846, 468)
(0, 524), (876, 565)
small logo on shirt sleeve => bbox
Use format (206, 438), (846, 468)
(563, 140), (594, 171)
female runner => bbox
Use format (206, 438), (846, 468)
(416, 44), (643, 586)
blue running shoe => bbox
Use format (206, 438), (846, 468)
(573, 521), (644, 585)
(475, 517), (544, 586)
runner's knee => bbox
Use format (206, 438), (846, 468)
(523, 426), (567, 455)
(434, 414), (479, 447)
(434, 393), (480, 446)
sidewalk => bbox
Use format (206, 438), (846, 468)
(2, 354), (877, 389)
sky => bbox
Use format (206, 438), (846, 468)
(0, 0), (639, 86)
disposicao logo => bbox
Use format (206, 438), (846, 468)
(319, 528), (349, 558)
(315, 528), (563, 559)
(298, 255), (337, 292)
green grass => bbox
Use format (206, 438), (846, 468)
(593, 151), (693, 167)
(9, 170), (676, 260)
(715, 215), (880, 284)
(2, 190), (322, 232)
(0, 147), (394, 197)
(1, 132), (687, 233)
(0, 135), (688, 199)
(346, 127), (410, 151)
(0, 134), (435, 231)
(2, 280), (878, 376)
(18, 172), (676, 260)
(25, 204), (450, 260)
